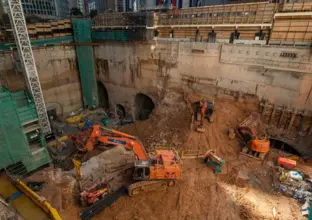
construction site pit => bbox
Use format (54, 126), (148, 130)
(13, 91), (312, 220)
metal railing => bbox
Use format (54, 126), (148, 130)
(93, 12), (152, 29)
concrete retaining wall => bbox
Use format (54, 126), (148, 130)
(1, 41), (311, 119)
(0, 46), (83, 116)
(94, 40), (312, 115)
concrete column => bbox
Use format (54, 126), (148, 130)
(287, 110), (297, 133)
(269, 105), (276, 126)
(261, 100), (268, 120)
(308, 119), (312, 136)
(297, 110), (306, 132)
(278, 106), (286, 128)
(195, 30), (200, 42)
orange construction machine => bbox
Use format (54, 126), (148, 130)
(236, 126), (270, 160)
(196, 98), (214, 133)
(70, 125), (181, 196)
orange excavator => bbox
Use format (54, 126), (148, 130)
(196, 98), (214, 132)
(70, 125), (181, 196)
(237, 126), (270, 160)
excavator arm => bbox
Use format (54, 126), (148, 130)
(97, 136), (148, 161)
(71, 125), (149, 161)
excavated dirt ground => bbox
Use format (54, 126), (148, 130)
(58, 93), (310, 219)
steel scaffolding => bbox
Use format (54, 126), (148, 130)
(7, 0), (51, 134)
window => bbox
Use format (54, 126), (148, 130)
(136, 168), (144, 178)
(144, 168), (150, 176)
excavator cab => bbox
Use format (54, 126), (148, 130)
(133, 160), (150, 181)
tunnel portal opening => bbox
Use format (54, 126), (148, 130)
(135, 93), (155, 121)
(97, 81), (109, 109)
(116, 104), (126, 119)
(270, 138), (301, 157)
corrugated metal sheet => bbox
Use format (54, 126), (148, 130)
(72, 19), (98, 108)
(0, 97), (31, 169)
(0, 87), (50, 172)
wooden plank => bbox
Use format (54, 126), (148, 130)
(290, 26), (311, 32)
(155, 3), (275, 26)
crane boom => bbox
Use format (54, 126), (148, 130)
(7, 0), (51, 134)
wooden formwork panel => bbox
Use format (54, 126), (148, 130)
(25, 19), (72, 40)
(155, 2), (277, 26)
(27, 24), (36, 29)
(64, 23), (72, 29)
(158, 28), (171, 38)
(282, 2), (312, 12)
(27, 30), (37, 34)
(272, 16), (312, 42)
(57, 19), (65, 24)
(271, 32), (312, 42)
(198, 27), (214, 41)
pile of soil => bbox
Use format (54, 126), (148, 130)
(24, 166), (76, 211)
(56, 94), (307, 220)
(120, 91), (191, 151)
(88, 96), (265, 220)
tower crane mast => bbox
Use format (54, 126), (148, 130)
(7, 0), (51, 134)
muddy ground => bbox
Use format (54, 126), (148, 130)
(46, 93), (311, 219)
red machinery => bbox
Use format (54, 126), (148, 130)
(70, 125), (181, 196)
(278, 157), (296, 169)
(80, 187), (108, 206)
(80, 182), (110, 206)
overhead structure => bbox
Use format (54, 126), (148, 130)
(7, 0), (51, 134)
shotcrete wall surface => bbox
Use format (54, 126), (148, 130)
(1, 41), (311, 119)
(0, 46), (83, 116)
(94, 41), (312, 116)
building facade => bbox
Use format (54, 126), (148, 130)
(87, 0), (104, 13)
(55, 0), (70, 18)
(77, 0), (85, 14)
(104, 0), (116, 11)
(21, 0), (57, 19)
(189, 0), (228, 7)
(87, 0), (125, 14)
(69, 0), (86, 15)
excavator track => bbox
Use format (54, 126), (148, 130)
(240, 147), (267, 161)
(128, 180), (175, 196)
